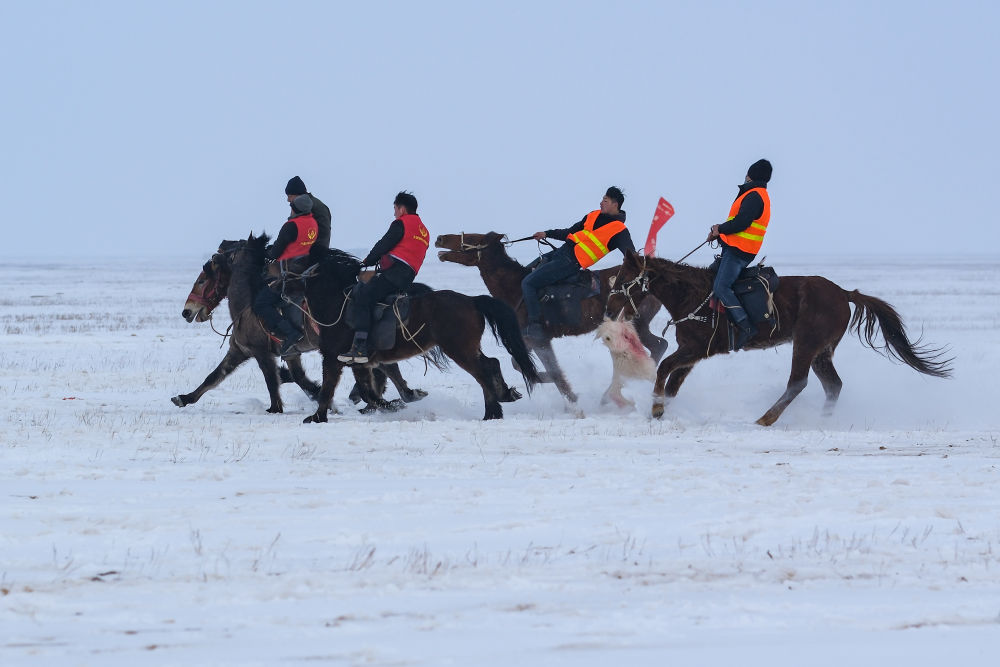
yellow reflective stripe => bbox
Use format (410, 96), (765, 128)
(735, 230), (764, 241)
(581, 229), (609, 255)
(569, 232), (600, 261)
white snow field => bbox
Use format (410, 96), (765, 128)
(2, 252), (998, 666)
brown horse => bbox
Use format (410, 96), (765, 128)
(434, 231), (667, 403)
(174, 239), (425, 413)
(609, 251), (953, 425)
(280, 235), (541, 422)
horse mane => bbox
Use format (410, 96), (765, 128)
(483, 233), (531, 273)
(643, 255), (715, 291)
(310, 247), (362, 289)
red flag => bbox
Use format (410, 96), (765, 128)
(642, 197), (674, 256)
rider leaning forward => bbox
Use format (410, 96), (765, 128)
(707, 158), (772, 351)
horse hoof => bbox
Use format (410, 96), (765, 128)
(303, 413), (326, 424)
(651, 402), (664, 419)
(756, 415), (776, 427)
(381, 399), (406, 413)
(402, 388), (428, 403)
(171, 395), (187, 407)
(266, 406), (283, 414)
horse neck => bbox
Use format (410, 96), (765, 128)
(226, 261), (260, 317)
(475, 246), (530, 305)
(649, 262), (713, 319)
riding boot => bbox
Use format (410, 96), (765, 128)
(522, 321), (545, 344)
(337, 332), (370, 364)
(276, 320), (304, 358)
(734, 318), (757, 351)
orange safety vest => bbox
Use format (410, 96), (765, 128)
(381, 213), (429, 274)
(719, 188), (770, 256)
(276, 213), (319, 261)
(567, 211), (627, 268)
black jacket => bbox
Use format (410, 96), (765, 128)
(309, 193), (332, 249)
(363, 219), (404, 267)
(544, 211), (635, 265)
(718, 181), (767, 262)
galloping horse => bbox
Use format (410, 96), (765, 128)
(174, 238), (426, 413)
(274, 235), (541, 422)
(609, 251), (953, 425)
(434, 232), (667, 403)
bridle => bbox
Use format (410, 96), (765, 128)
(185, 254), (229, 312)
(608, 255), (650, 317)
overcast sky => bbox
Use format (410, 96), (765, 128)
(1, 0), (995, 262)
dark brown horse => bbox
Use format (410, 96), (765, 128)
(434, 231), (667, 402)
(609, 251), (953, 425)
(282, 235), (541, 422)
(174, 239), (425, 413)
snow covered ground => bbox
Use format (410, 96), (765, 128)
(2, 251), (999, 665)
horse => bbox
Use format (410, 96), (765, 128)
(608, 251), (953, 425)
(434, 231), (667, 403)
(266, 235), (542, 422)
(174, 238), (426, 413)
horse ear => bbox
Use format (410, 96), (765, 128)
(247, 231), (255, 242)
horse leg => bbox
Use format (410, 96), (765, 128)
(382, 362), (428, 403)
(635, 298), (669, 363)
(303, 355), (344, 424)
(282, 354), (320, 401)
(254, 354), (285, 413)
(756, 345), (815, 426)
(349, 365), (386, 404)
(530, 342), (578, 403)
(440, 346), (506, 420)
(810, 349), (843, 417)
(172, 348), (249, 408)
(483, 354), (522, 403)
(650, 349), (701, 419)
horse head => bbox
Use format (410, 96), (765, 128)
(181, 241), (239, 322)
(434, 231), (506, 266)
(606, 251), (651, 320)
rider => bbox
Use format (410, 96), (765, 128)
(520, 186), (635, 342)
(252, 194), (318, 357)
(285, 176), (332, 250)
(338, 191), (429, 365)
(707, 158), (772, 351)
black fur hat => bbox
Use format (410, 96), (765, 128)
(285, 176), (308, 196)
(747, 159), (772, 183)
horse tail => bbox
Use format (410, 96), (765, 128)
(846, 290), (953, 378)
(473, 295), (542, 388)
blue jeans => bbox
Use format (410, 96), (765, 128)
(712, 248), (751, 324)
(520, 250), (579, 323)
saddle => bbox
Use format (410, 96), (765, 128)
(709, 259), (780, 326)
(538, 270), (601, 328)
(344, 285), (413, 352)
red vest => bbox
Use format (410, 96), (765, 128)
(276, 214), (318, 261)
(381, 213), (429, 274)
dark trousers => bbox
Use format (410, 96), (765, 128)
(520, 250), (579, 323)
(353, 262), (415, 334)
(712, 247), (752, 324)
(252, 285), (294, 335)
